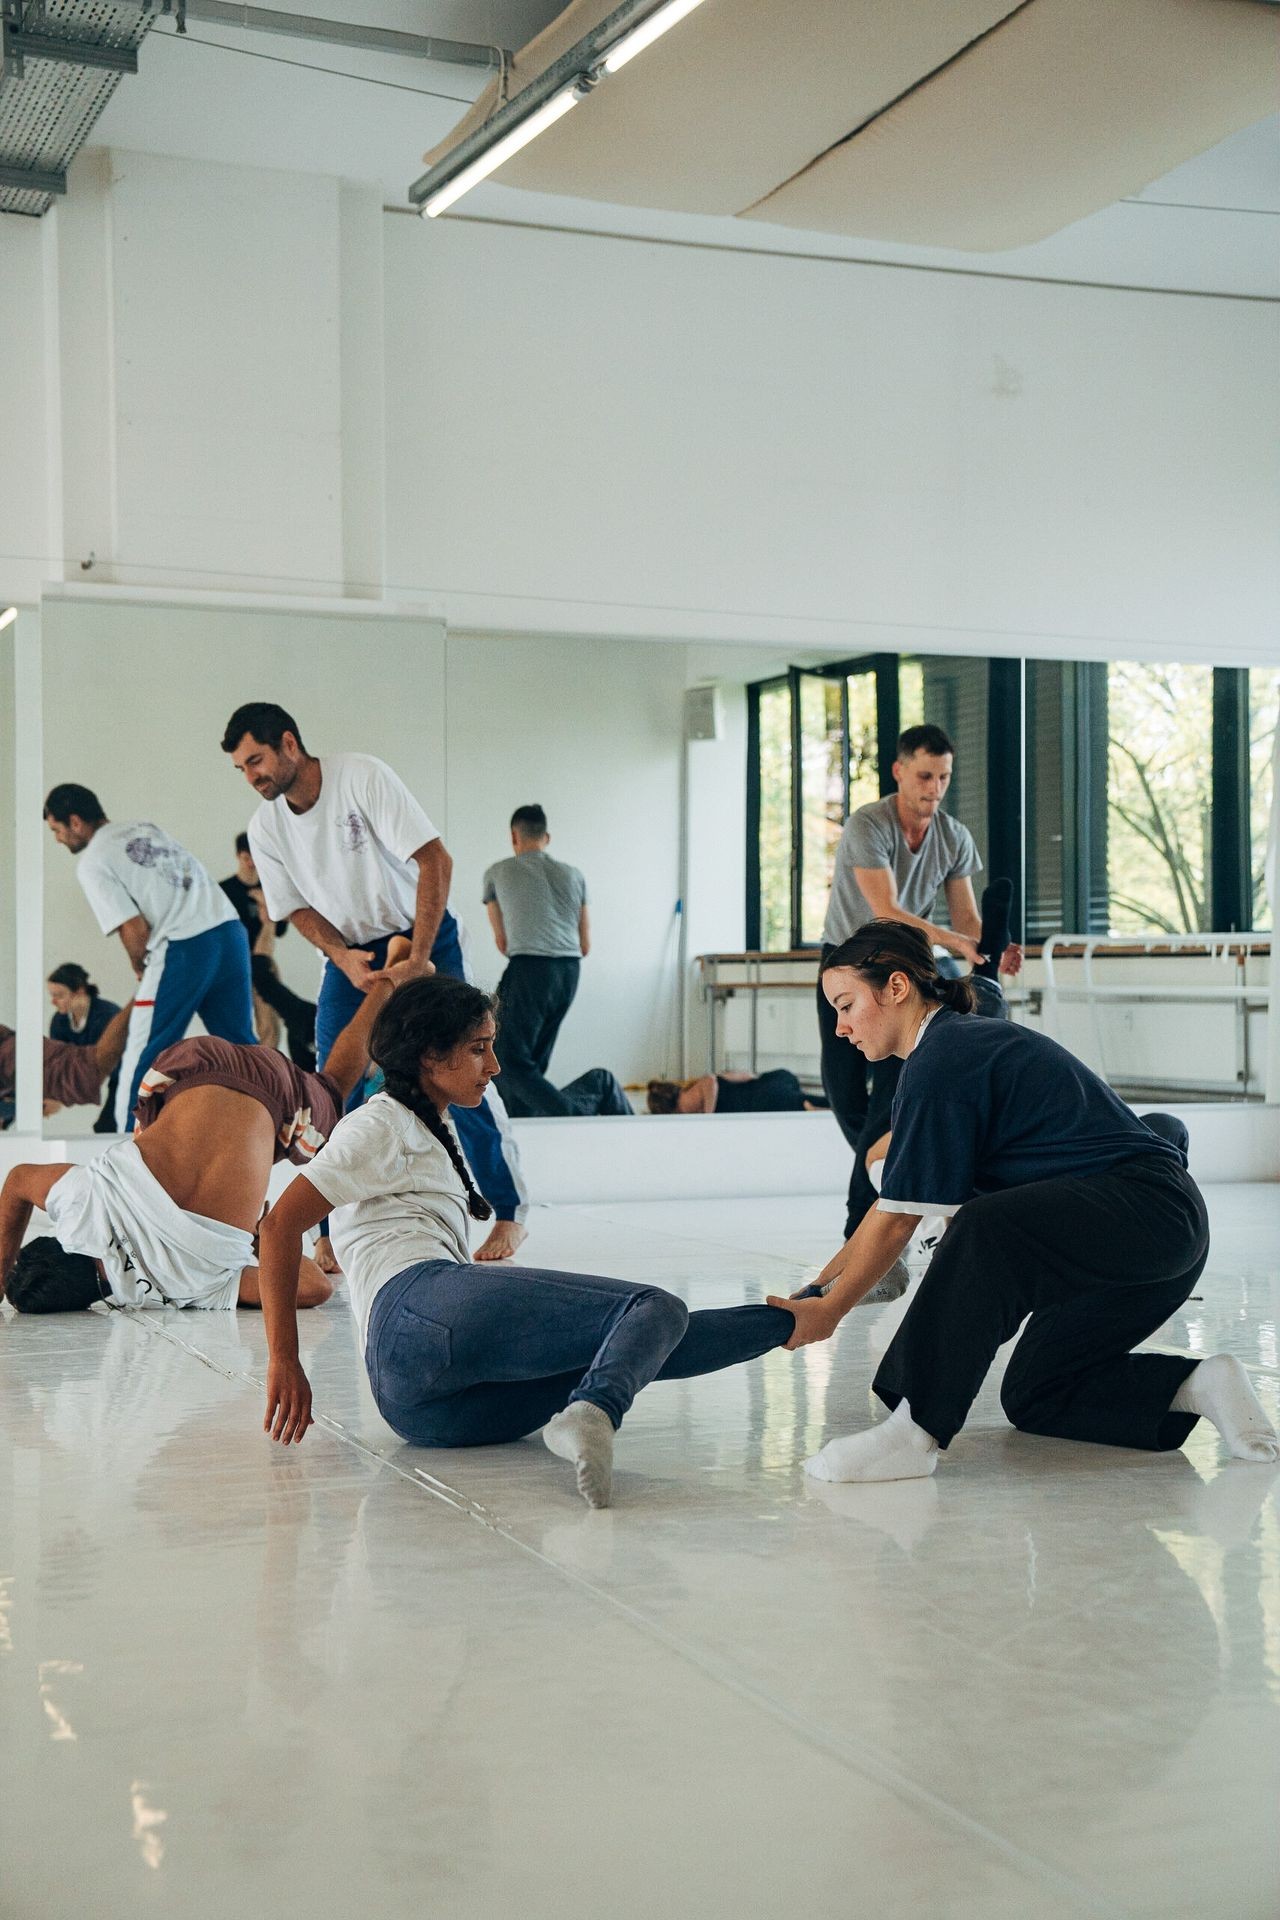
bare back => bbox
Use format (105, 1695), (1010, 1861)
(135, 1087), (277, 1231)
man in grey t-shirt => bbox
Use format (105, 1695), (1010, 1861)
(483, 805), (592, 1117)
(818, 723), (1022, 1236)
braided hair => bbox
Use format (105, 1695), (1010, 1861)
(368, 977), (495, 1222)
(821, 919), (977, 1013)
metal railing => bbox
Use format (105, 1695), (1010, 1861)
(1040, 933), (1272, 1101)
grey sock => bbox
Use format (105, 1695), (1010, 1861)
(862, 1256), (911, 1306)
(543, 1401), (616, 1508)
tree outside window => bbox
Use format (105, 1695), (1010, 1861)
(1106, 663), (1213, 933)
(1251, 666), (1280, 929)
(757, 681), (792, 951)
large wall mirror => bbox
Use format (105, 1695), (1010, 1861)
(18, 594), (1278, 1134)
(739, 651), (1279, 1104)
(0, 610), (16, 1131)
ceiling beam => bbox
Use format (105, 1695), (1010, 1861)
(0, 160), (66, 193)
(122, 0), (507, 68)
(2, 26), (138, 75)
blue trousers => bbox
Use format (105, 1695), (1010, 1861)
(366, 1258), (795, 1446)
(119, 920), (256, 1128)
(315, 915), (525, 1222)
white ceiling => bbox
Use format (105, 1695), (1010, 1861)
(90, 1), (1280, 296)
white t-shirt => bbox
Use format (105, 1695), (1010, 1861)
(248, 753), (439, 947)
(77, 822), (237, 946)
(302, 1092), (471, 1347)
(44, 1139), (251, 1310)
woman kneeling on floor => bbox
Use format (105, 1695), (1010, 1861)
(256, 976), (797, 1507)
(768, 919), (1278, 1482)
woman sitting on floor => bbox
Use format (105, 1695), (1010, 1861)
(254, 974), (800, 1508)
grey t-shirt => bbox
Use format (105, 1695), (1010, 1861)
(822, 795), (981, 946)
(482, 851), (587, 958)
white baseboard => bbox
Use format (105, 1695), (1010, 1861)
(7, 1103), (1277, 1208)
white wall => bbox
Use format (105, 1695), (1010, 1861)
(384, 217), (1280, 662)
(1, 147), (1274, 665)
(0, 219), (57, 609)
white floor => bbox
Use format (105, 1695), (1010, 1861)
(2, 1187), (1278, 1920)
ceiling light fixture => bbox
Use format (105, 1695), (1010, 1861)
(0, 607), (17, 631)
(601, 0), (706, 74)
(422, 81), (587, 217)
(413, 0), (708, 218)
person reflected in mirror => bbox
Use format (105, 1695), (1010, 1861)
(254, 975), (799, 1508)
(816, 725), (1024, 1242)
(221, 703), (527, 1270)
(220, 832), (318, 1069)
(773, 921), (1278, 1482)
(646, 1068), (824, 1115)
(0, 947), (421, 1314)
(0, 1000), (134, 1132)
(483, 804), (592, 1118)
(44, 784), (257, 1132)
(365, 1057), (633, 1118)
(46, 963), (123, 1132)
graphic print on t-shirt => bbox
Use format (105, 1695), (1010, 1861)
(340, 811), (369, 855)
(125, 830), (194, 892)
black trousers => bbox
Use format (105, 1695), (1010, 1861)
(251, 953), (317, 1071)
(495, 955), (581, 1118)
(817, 948), (900, 1236)
(873, 1154), (1209, 1452)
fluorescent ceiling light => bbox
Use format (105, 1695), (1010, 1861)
(0, 607), (16, 631)
(602, 0), (706, 74)
(422, 83), (584, 217)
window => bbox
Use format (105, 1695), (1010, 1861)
(1251, 666), (1280, 930)
(750, 658), (900, 950)
(748, 654), (986, 950)
(798, 673), (845, 946)
(751, 680), (792, 953)
(1106, 662), (1213, 934)
(751, 654), (1275, 948)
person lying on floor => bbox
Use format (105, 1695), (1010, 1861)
(254, 974), (802, 1509)
(769, 918), (1278, 1482)
(0, 1001), (134, 1128)
(646, 1068), (824, 1115)
(0, 945), (422, 1314)
(364, 1058), (634, 1118)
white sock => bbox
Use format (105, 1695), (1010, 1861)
(1171, 1355), (1279, 1462)
(543, 1401), (615, 1508)
(804, 1398), (939, 1484)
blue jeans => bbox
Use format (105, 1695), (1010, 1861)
(365, 1259), (796, 1446)
(120, 919), (256, 1128)
(315, 915), (525, 1221)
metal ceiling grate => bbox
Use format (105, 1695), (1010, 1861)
(1, 0), (154, 216)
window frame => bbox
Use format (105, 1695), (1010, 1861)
(748, 657), (1264, 951)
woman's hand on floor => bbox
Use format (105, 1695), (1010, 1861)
(265, 1357), (314, 1444)
(768, 1292), (840, 1350)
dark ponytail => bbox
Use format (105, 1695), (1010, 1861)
(821, 918), (976, 1013)
(48, 962), (97, 999)
(368, 978), (495, 1221)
